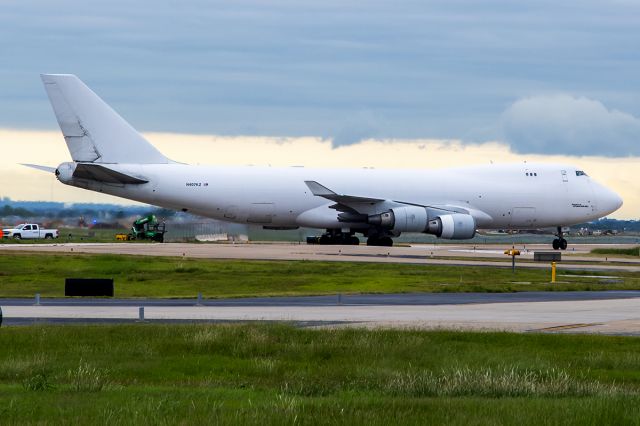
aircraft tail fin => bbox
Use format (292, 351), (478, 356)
(41, 74), (171, 164)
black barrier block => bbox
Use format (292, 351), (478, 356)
(534, 252), (562, 262)
(65, 278), (114, 297)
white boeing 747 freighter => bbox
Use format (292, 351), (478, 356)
(27, 74), (623, 248)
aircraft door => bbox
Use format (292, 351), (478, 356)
(558, 170), (570, 207)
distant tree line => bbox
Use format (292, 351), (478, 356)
(575, 218), (640, 232)
(0, 201), (178, 222)
(1, 205), (35, 217)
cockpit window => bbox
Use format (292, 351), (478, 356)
(575, 170), (588, 177)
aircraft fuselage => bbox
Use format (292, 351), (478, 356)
(57, 161), (621, 231)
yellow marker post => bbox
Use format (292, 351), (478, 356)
(504, 247), (521, 273)
(551, 261), (557, 283)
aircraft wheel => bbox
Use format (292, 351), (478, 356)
(367, 236), (394, 247)
(349, 236), (360, 245)
(319, 235), (331, 245)
(559, 238), (568, 250)
(552, 239), (560, 250)
(380, 236), (394, 247)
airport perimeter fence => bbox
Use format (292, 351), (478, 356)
(163, 221), (248, 243)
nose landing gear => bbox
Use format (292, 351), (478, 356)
(552, 226), (568, 250)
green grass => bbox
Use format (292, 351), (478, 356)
(0, 253), (639, 298)
(0, 227), (129, 244)
(1, 324), (640, 424)
(592, 246), (640, 257)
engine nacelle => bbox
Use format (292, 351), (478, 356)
(368, 208), (476, 239)
(426, 213), (476, 239)
(368, 206), (428, 233)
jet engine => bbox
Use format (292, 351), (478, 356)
(426, 213), (476, 239)
(368, 206), (428, 233)
(368, 207), (476, 239)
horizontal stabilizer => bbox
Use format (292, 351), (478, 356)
(21, 163), (56, 173)
(73, 163), (148, 184)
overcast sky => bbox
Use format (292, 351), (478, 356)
(2, 0), (640, 156)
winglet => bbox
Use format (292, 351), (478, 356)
(304, 180), (383, 204)
(21, 163), (56, 173)
(304, 181), (337, 197)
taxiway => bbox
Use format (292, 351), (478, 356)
(1, 242), (639, 272)
(3, 291), (640, 335)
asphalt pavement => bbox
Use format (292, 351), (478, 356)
(3, 290), (640, 307)
(3, 291), (640, 334)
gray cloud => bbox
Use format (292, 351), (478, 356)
(1, 0), (640, 156)
(501, 95), (640, 157)
(330, 127), (371, 148)
(327, 111), (379, 147)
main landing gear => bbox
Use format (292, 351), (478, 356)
(307, 229), (395, 247)
(311, 230), (360, 245)
(365, 229), (394, 247)
(366, 235), (394, 247)
(552, 226), (568, 250)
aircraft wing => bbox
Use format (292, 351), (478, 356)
(304, 180), (493, 224)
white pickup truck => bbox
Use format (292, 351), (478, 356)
(2, 224), (59, 240)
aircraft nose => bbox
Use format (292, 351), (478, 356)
(612, 191), (623, 211)
(599, 187), (623, 215)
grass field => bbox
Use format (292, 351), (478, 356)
(592, 246), (640, 257)
(1, 323), (640, 424)
(0, 253), (639, 298)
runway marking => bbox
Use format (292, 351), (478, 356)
(559, 275), (620, 279)
(450, 249), (532, 255)
(533, 323), (601, 332)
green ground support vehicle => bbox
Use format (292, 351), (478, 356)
(129, 214), (166, 242)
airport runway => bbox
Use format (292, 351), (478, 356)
(4, 291), (640, 306)
(3, 291), (640, 335)
(1, 242), (639, 272)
